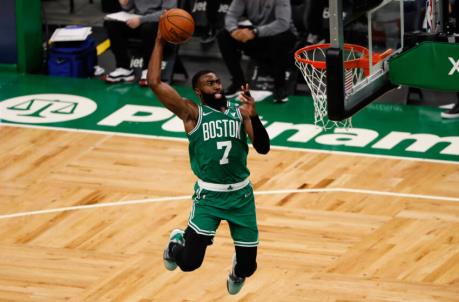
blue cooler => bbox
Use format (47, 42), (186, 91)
(48, 37), (97, 77)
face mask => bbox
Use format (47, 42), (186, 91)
(201, 91), (227, 110)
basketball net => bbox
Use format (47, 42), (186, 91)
(294, 44), (367, 130)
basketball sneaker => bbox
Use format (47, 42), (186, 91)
(93, 65), (105, 77)
(200, 29), (216, 45)
(163, 229), (185, 271)
(104, 68), (135, 83)
(226, 254), (245, 295)
(441, 101), (459, 119)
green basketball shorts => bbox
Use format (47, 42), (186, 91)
(187, 180), (258, 247)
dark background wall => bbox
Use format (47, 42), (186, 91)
(0, 0), (18, 64)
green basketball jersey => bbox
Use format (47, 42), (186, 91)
(187, 103), (250, 184)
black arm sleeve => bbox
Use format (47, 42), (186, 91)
(250, 115), (270, 154)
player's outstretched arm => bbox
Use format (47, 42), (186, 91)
(238, 84), (270, 154)
(147, 19), (198, 123)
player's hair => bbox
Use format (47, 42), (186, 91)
(192, 70), (215, 89)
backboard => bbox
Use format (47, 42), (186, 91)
(325, 0), (405, 121)
(295, 0), (409, 128)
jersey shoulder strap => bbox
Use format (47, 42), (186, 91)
(188, 105), (202, 135)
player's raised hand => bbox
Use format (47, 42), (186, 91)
(155, 13), (167, 44)
(238, 83), (257, 117)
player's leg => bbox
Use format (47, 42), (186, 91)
(226, 245), (257, 295)
(226, 188), (258, 294)
(164, 192), (220, 271)
(164, 227), (214, 271)
(233, 246), (257, 277)
(226, 229), (258, 295)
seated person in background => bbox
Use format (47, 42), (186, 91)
(217, 0), (297, 103)
(104, 0), (177, 86)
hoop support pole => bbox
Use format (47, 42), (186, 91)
(326, 47), (345, 120)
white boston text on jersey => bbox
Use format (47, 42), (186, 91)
(202, 119), (241, 141)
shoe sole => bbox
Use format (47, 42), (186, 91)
(104, 75), (135, 83)
(226, 275), (245, 295)
(162, 229), (184, 271)
(441, 113), (459, 119)
(227, 254), (244, 294)
(273, 98), (288, 103)
(163, 248), (178, 271)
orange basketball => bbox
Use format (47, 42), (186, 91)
(159, 8), (195, 45)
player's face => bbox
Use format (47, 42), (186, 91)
(199, 73), (223, 94)
(197, 73), (227, 109)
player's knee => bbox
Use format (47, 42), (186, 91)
(178, 256), (204, 272)
(176, 228), (211, 272)
(238, 261), (257, 277)
(179, 263), (201, 272)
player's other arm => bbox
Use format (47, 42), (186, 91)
(239, 84), (270, 155)
(147, 20), (197, 123)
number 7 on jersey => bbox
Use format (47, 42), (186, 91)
(217, 141), (232, 165)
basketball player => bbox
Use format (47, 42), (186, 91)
(147, 20), (270, 295)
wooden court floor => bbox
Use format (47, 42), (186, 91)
(1, 125), (458, 302)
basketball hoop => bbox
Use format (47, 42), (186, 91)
(294, 43), (392, 130)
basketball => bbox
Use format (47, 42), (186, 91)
(159, 8), (195, 45)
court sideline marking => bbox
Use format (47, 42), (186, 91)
(0, 188), (458, 220)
